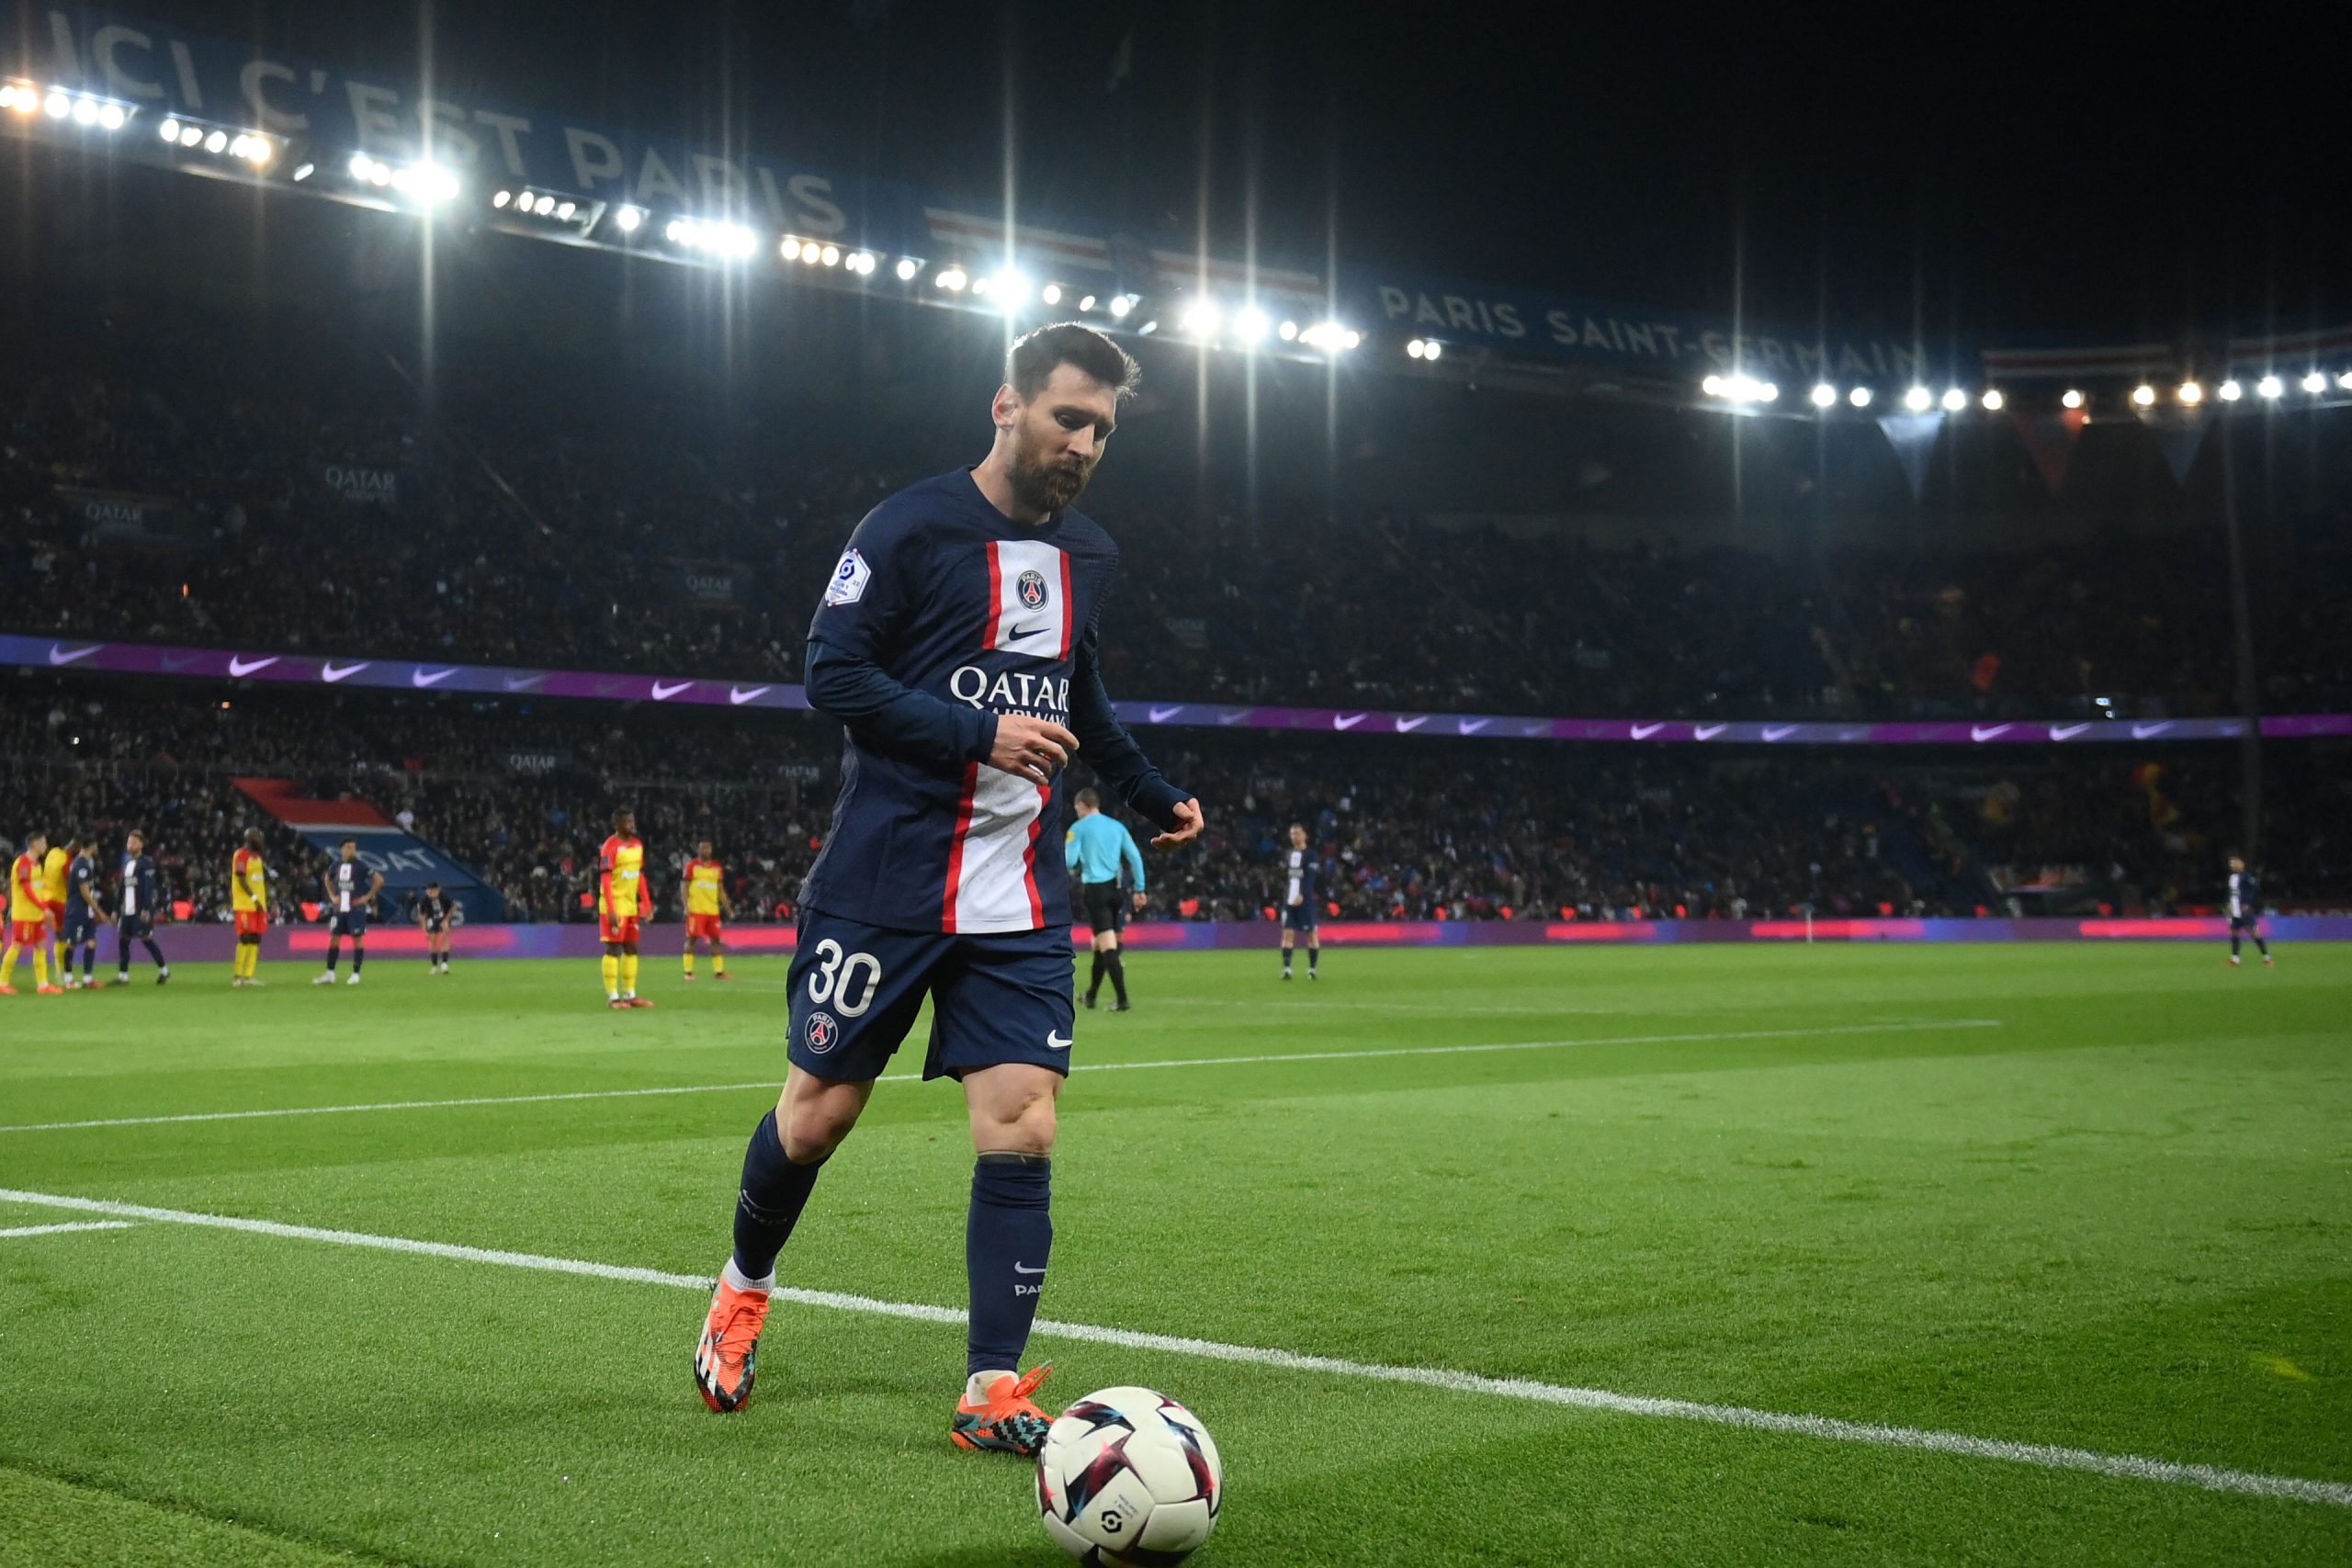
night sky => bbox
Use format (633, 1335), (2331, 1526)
(119, 2), (2352, 344)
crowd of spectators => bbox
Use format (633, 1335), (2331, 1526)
(6, 682), (2339, 938)
(5, 309), (2346, 725)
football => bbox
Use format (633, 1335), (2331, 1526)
(1035, 1386), (1224, 1565)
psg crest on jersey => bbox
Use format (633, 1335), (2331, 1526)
(1016, 569), (1050, 610)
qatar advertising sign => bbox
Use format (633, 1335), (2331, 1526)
(10, 633), (2350, 746)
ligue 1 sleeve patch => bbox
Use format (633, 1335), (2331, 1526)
(824, 547), (873, 606)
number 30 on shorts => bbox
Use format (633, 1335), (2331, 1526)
(806, 939), (883, 1017)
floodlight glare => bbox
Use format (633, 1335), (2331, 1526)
(203, 130), (227, 153)
(1407, 340), (1427, 360)
(936, 266), (967, 291)
(1940, 388), (1967, 412)
(2131, 384), (2155, 407)
(244, 137), (272, 164)
(44, 92), (69, 118)
(1277, 320), (1297, 341)
(1904, 386), (1932, 412)
(1702, 375), (1724, 397)
(493, 189), (513, 209)
(1109, 294), (1134, 318)
(1041, 283), (1062, 305)
(2256, 375), (2283, 399)
(532, 194), (556, 216)
(72, 96), (98, 125)
(2177, 381), (2203, 405)
(2301, 370), (2327, 393)
(781, 236), (802, 260)
(555, 201), (575, 220)
(1849, 386), (1872, 408)
(2061, 389), (2084, 409)
(1078, 294), (1097, 312)
(1980, 389), (2004, 411)
(614, 206), (643, 232)
(1233, 307), (1271, 343)
(895, 256), (920, 280)
(1179, 299), (1221, 338)
(820, 244), (841, 266)
(97, 103), (125, 130)
(2217, 379), (2243, 401)
(2339, 372), (2352, 390)
(1809, 383), (1838, 408)
(1422, 338), (1442, 362)
(159, 118), (179, 141)
(177, 124), (201, 147)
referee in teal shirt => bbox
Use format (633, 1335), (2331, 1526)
(1066, 788), (1146, 1010)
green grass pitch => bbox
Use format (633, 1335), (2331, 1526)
(1, 943), (2347, 1565)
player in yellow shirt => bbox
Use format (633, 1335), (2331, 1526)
(598, 807), (653, 1009)
(681, 840), (734, 980)
(39, 836), (69, 978)
(231, 829), (271, 987)
(3, 830), (62, 995)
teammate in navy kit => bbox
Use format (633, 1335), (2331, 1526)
(2224, 853), (2271, 968)
(1280, 822), (1322, 980)
(694, 323), (1204, 1453)
(60, 837), (106, 989)
(314, 840), (383, 986)
(114, 830), (168, 986)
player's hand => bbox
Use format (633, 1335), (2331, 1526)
(989, 715), (1079, 784)
(1152, 799), (1204, 849)
(1132, 891), (1148, 912)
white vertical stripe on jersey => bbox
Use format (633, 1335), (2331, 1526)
(986, 538), (1072, 658)
(946, 765), (1050, 932)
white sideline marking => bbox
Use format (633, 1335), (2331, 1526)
(0, 1020), (2005, 1134)
(0, 1186), (2342, 1510)
(0, 1220), (136, 1239)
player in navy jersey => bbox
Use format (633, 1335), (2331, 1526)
(2224, 853), (2272, 968)
(313, 840), (383, 986)
(60, 837), (106, 989)
(1280, 823), (1322, 980)
(694, 323), (1204, 1453)
(114, 830), (168, 985)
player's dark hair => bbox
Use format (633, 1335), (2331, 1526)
(1076, 787), (1101, 808)
(1007, 322), (1141, 402)
(243, 828), (263, 847)
(340, 837), (357, 849)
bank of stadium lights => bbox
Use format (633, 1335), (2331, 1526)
(1179, 299), (1222, 340)
(662, 217), (756, 260)
(935, 265), (968, 292)
(156, 117), (275, 167)
(492, 188), (584, 227)
(1406, 337), (1443, 361)
(2, 82), (132, 131)
(1702, 373), (1777, 404)
(349, 152), (458, 205)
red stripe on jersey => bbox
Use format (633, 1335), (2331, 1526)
(1019, 782), (1049, 927)
(1055, 550), (1075, 659)
(941, 762), (981, 933)
(982, 542), (1005, 649)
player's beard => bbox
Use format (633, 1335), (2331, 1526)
(1009, 431), (1095, 516)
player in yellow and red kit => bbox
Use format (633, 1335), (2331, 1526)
(39, 835), (69, 979)
(231, 828), (271, 987)
(599, 807), (653, 1010)
(3, 831), (62, 994)
(680, 839), (734, 981)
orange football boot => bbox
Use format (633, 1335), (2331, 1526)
(952, 1363), (1055, 1455)
(694, 1274), (771, 1412)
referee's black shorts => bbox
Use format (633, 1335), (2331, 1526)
(1080, 880), (1127, 935)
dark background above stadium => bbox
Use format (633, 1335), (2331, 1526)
(128, 0), (2352, 341)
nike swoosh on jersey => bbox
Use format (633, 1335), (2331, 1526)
(228, 655), (278, 676)
(1630, 722), (1666, 739)
(1970, 724), (2012, 742)
(411, 666), (458, 687)
(322, 660), (371, 682)
(1008, 621), (1046, 639)
(729, 684), (773, 705)
(1148, 705), (1182, 722)
(1693, 724), (1728, 739)
(651, 680), (693, 700)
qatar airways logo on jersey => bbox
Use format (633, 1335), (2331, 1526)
(949, 665), (1071, 718)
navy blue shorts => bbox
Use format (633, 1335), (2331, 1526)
(786, 906), (1075, 1083)
(62, 909), (98, 943)
(2229, 915), (2256, 933)
(1282, 903), (1318, 933)
(329, 909), (369, 939)
(118, 913), (153, 941)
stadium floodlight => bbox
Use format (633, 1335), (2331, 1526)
(665, 219), (690, 243)
(2339, 371), (2352, 390)
(159, 118), (180, 141)
(290, 163), (313, 182)
(2177, 380), (2203, 405)
(895, 256), (920, 280)
(1137, 319), (1159, 334)
(1422, 338), (1442, 362)
(1849, 386), (1872, 408)
(990, 268), (1030, 307)
(1939, 388), (1967, 412)
(1702, 374), (1724, 397)
(2218, 379), (2243, 401)
(554, 201), (575, 221)
(2256, 375), (2283, 399)
(1179, 299), (1222, 339)
(71, 96), (98, 125)
(1810, 383), (1838, 408)
(1042, 283), (1063, 305)
(0, 85), (28, 115)
(1343, 330), (1362, 349)
(203, 129), (228, 153)
(1980, 389), (2005, 412)
(98, 103), (125, 130)
(44, 91), (69, 118)
(935, 265), (967, 291)
(850, 252), (877, 275)
(2301, 370), (2328, 394)
(969, 274), (990, 295)
(1109, 294), (1135, 318)
(178, 123), (202, 147)
(2061, 389), (2085, 409)
(492, 189), (513, 209)
(2131, 384), (2155, 407)
(1078, 294), (1097, 312)
(532, 194), (556, 216)
(1904, 385), (1932, 412)
(1277, 319), (1297, 341)
(781, 236), (802, 260)
(1233, 307), (1271, 343)
(614, 205), (644, 233)
(797, 241), (820, 265)
(1407, 339), (1427, 360)
(820, 243), (841, 266)
(350, 152), (376, 180)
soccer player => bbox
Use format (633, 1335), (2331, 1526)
(231, 829), (270, 987)
(116, 829), (168, 986)
(314, 839), (383, 986)
(416, 881), (458, 975)
(2225, 852), (2272, 968)
(691, 323), (1204, 1454)
(599, 808), (653, 1009)
(681, 840), (733, 981)
(3, 831), (62, 995)
(39, 831), (69, 980)
(1066, 788), (1146, 1010)
(1281, 822), (1322, 980)
(61, 836), (107, 989)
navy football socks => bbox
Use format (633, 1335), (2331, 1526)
(1103, 951), (1128, 1005)
(967, 1152), (1052, 1376)
(730, 1109), (826, 1283)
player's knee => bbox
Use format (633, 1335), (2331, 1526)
(973, 1091), (1057, 1156)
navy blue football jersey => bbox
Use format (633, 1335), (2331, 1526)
(1283, 846), (1321, 910)
(801, 468), (1126, 934)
